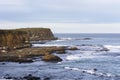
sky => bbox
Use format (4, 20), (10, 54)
(0, 0), (120, 33)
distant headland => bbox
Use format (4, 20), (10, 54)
(0, 28), (78, 63)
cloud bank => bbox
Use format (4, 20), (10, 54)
(0, 0), (120, 23)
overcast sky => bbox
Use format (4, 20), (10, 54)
(0, 0), (120, 33)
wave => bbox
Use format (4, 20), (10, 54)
(66, 53), (101, 61)
(64, 67), (115, 77)
(59, 37), (73, 40)
(54, 39), (66, 42)
(32, 44), (68, 47)
(58, 37), (92, 41)
(104, 45), (120, 52)
(76, 44), (109, 52)
(66, 55), (81, 60)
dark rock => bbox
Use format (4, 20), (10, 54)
(0, 47), (66, 62)
(2, 62), (5, 65)
(100, 48), (109, 51)
(44, 77), (50, 80)
(93, 68), (97, 71)
(4, 74), (41, 80)
(56, 50), (66, 54)
(68, 47), (78, 50)
(23, 74), (41, 80)
(42, 54), (62, 62)
(0, 56), (33, 63)
(83, 38), (91, 40)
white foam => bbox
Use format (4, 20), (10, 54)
(64, 67), (115, 77)
(83, 70), (96, 75)
(104, 45), (120, 52)
(66, 55), (80, 60)
(64, 66), (71, 70)
(66, 51), (98, 61)
(55, 39), (66, 42)
(60, 37), (73, 40)
(32, 44), (68, 47)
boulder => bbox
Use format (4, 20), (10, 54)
(23, 74), (40, 80)
(42, 54), (62, 62)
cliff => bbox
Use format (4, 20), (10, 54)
(0, 28), (56, 50)
(0, 30), (30, 50)
(19, 28), (56, 41)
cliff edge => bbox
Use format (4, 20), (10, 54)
(19, 28), (56, 41)
(0, 28), (56, 50)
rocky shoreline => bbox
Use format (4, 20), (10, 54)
(0, 28), (78, 63)
(0, 46), (78, 63)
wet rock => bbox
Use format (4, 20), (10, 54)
(44, 77), (50, 80)
(83, 38), (91, 40)
(93, 68), (97, 71)
(0, 56), (33, 63)
(68, 47), (78, 50)
(23, 74), (41, 80)
(100, 48), (109, 51)
(4, 74), (41, 80)
(42, 54), (62, 62)
(1, 62), (5, 65)
(56, 50), (66, 54)
(0, 47), (66, 62)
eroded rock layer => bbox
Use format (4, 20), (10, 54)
(19, 28), (56, 41)
(0, 30), (30, 50)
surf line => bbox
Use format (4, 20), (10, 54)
(64, 67), (115, 77)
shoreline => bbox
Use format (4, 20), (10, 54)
(0, 46), (78, 63)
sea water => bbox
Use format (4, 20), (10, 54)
(1, 33), (120, 80)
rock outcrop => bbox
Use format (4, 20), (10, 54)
(19, 28), (56, 41)
(0, 28), (56, 50)
(42, 54), (62, 62)
(0, 30), (30, 50)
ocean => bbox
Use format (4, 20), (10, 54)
(1, 33), (120, 80)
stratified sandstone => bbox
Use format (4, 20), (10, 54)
(19, 28), (56, 41)
(0, 28), (56, 50)
(0, 30), (30, 50)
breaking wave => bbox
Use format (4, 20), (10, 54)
(32, 44), (68, 47)
(64, 67), (116, 77)
(104, 45), (120, 52)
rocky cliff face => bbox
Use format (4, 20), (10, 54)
(19, 28), (56, 41)
(0, 30), (30, 50)
(0, 28), (56, 50)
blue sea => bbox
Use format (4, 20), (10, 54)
(1, 33), (120, 80)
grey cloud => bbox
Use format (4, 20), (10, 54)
(0, 0), (120, 23)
